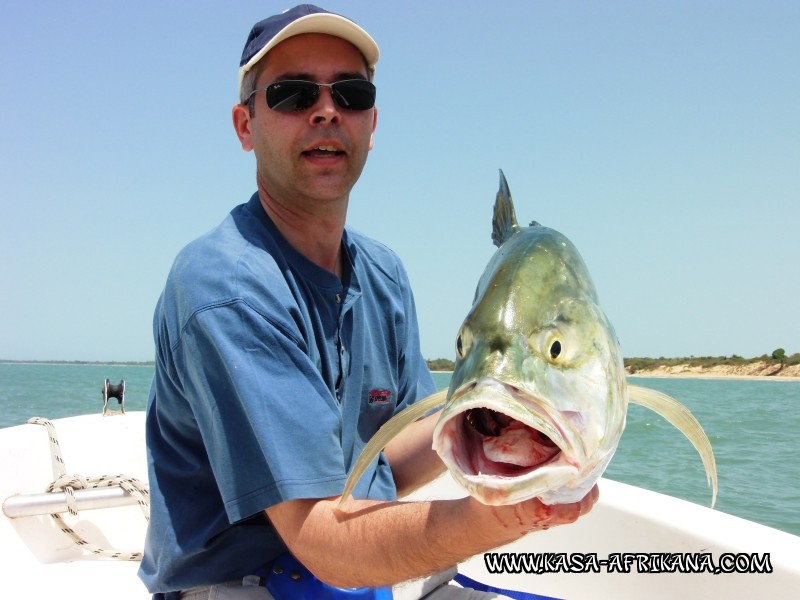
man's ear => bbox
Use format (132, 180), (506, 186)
(368, 105), (378, 150)
(232, 103), (254, 151)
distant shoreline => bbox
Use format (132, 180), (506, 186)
(0, 360), (154, 367)
(627, 360), (800, 380)
(429, 354), (798, 378)
(432, 361), (800, 381)
(432, 371), (800, 381)
(431, 370), (800, 381)
(5, 360), (799, 381)
(628, 372), (800, 382)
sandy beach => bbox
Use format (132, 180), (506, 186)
(627, 361), (800, 381)
(433, 362), (800, 382)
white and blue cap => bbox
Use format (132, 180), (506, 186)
(238, 4), (380, 98)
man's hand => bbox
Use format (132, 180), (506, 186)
(482, 484), (600, 536)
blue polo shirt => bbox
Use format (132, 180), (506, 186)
(139, 194), (435, 594)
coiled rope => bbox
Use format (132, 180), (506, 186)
(27, 416), (150, 561)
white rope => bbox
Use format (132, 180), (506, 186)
(27, 416), (150, 561)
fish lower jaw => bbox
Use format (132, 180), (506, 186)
(453, 457), (580, 505)
(457, 448), (615, 506)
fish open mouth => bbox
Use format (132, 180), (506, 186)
(431, 379), (588, 504)
(457, 407), (562, 477)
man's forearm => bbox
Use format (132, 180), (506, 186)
(267, 496), (514, 588)
(266, 486), (598, 589)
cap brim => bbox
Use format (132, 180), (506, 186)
(238, 12), (379, 97)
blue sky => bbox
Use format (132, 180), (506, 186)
(1, 0), (797, 362)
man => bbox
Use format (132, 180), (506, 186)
(139, 5), (597, 599)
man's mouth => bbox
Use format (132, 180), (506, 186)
(303, 144), (344, 157)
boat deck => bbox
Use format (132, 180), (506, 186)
(3, 412), (799, 599)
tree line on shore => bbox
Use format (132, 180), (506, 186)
(426, 349), (798, 373)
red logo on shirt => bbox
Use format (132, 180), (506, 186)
(368, 389), (392, 405)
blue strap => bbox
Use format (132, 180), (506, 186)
(453, 572), (563, 600)
(259, 552), (393, 599)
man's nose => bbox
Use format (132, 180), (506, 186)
(309, 87), (340, 124)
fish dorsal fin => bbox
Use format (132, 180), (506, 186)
(492, 169), (521, 247)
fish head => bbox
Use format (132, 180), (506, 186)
(432, 226), (627, 506)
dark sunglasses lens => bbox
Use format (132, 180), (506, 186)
(331, 80), (376, 110)
(266, 81), (319, 112)
(265, 80), (376, 112)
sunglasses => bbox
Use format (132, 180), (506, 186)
(247, 79), (376, 113)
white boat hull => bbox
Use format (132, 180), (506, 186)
(2, 412), (798, 599)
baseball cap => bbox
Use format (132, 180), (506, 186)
(238, 4), (380, 98)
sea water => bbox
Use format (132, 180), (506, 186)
(1, 363), (798, 536)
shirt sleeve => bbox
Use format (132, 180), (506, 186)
(174, 299), (348, 523)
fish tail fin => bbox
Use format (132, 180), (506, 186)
(492, 169), (521, 247)
(628, 384), (718, 507)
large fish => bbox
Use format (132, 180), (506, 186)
(341, 171), (716, 507)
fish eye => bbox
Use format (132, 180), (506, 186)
(455, 325), (473, 359)
(529, 330), (567, 363)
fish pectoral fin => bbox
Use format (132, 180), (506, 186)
(628, 384), (718, 508)
(338, 389), (448, 507)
